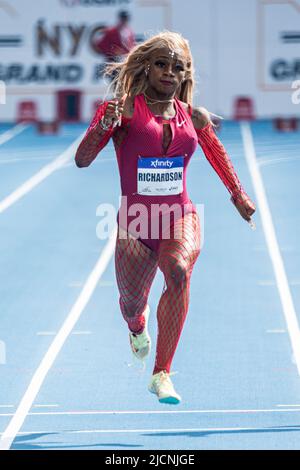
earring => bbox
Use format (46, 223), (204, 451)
(145, 65), (150, 76)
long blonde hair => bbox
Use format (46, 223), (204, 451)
(104, 31), (195, 105)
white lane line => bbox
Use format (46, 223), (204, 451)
(241, 122), (300, 375)
(68, 282), (83, 288)
(0, 157), (53, 164)
(277, 404), (300, 407)
(258, 280), (276, 286)
(0, 132), (84, 214)
(37, 331), (91, 336)
(63, 156), (114, 168)
(36, 332), (57, 336)
(3, 425), (300, 437)
(258, 156), (300, 167)
(33, 405), (59, 408)
(0, 148), (64, 158)
(0, 226), (117, 450)
(278, 246), (295, 253)
(2, 408), (300, 417)
(71, 331), (91, 335)
(0, 406), (14, 409)
(0, 124), (28, 146)
(266, 329), (286, 334)
(0, 158), (56, 165)
(69, 280), (115, 288)
(70, 426), (300, 434)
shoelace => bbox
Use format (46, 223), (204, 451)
(154, 370), (178, 386)
(130, 331), (149, 349)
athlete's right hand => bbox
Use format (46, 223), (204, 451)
(103, 96), (125, 126)
(231, 191), (256, 222)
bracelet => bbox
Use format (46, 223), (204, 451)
(99, 116), (113, 131)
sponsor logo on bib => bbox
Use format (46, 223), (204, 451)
(137, 156), (184, 196)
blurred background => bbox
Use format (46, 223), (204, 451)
(0, 0), (299, 124)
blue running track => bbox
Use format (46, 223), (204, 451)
(0, 120), (300, 450)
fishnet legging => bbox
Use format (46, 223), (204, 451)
(115, 226), (159, 335)
(114, 213), (201, 374)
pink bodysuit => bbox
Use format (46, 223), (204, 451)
(115, 94), (199, 252)
(75, 93), (246, 253)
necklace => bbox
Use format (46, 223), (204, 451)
(143, 92), (174, 105)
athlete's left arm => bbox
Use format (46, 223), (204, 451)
(191, 107), (256, 222)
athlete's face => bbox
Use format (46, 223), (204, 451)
(146, 48), (186, 97)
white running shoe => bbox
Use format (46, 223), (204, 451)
(148, 371), (181, 405)
(129, 304), (151, 360)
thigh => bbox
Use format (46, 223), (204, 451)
(115, 226), (159, 297)
(158, 212), (201, 275)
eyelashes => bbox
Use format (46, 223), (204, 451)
(154, 61), (184, 72)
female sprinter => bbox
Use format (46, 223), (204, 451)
(75, 31), (256, 405)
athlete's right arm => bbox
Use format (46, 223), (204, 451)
(75, 98), (124, 168)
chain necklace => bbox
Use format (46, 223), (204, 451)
(143, 93), (176, 119)
(143, 92), (175, 105)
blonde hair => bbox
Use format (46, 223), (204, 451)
(104, 30), (221, 127)
(104, 30), (195, 105)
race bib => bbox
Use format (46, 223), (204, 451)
(137, 156), (184, 196)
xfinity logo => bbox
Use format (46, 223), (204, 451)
(151, 159), (173, 168)
(60, 0), (130, 7)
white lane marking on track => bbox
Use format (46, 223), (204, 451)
(0, 157), (54, 164)
(63, 157), (114, 168)
(68, 281), (83, 287)
(0, 226), (117, 450)
(36, 332), (57, 336)
(258, 280), (276, 286)
(2, 408), (300, 417)
(33, 405), (59, 408)
(71, 331), (91, 335)
(0, 406), (14, 409)
(279, 246), (295, 253)
(266, 329), (286, 334)
(241, 123), (300, 376)
(0, 132), (85, 214)
(37, 331), (91, 336)
(68, 280), (113, 288)
(277, 404), (300, 407)
(258, 156), (300, 167)
(4, 425), (300, 437)
(65, 425), (300, 434)
(0, 124), (28, 146)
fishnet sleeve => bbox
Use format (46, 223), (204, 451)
(196, 123), (246, 201)
(75, 101), (114, 168)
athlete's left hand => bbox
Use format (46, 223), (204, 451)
(231, 191), (256, 222)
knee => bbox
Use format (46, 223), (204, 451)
(120, 298), (146, 318)
(164, 260), (191, 288)
(163, 248), (200, 287)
